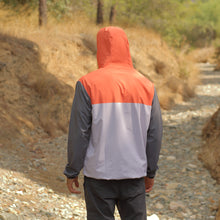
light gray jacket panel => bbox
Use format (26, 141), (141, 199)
(146, 89), (163, 178)
(64, 83), (162, 179)
(64, 81), (92, 178)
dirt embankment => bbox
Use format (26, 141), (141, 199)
(198, 107), (220, 219)
(0, 33), (73, 147)
(0, 28), (200, 148)
(199, 107), (220, 184)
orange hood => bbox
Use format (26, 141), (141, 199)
(97, 26), (133, 68)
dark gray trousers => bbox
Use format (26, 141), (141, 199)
(83, 176), (147, 220)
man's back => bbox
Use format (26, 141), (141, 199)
(64, 26), (163, 220)
(80, 63), (155, 179)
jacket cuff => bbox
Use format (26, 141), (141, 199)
(147, 170), (156, 179)
(63, 165), (79, 179)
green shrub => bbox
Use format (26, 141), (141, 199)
(2, 0), (220, 48)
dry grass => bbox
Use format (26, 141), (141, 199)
(0, 32), (74, 142)
(187, 47), (215, 64)
(0, 5), (200, 145)
(0, 5), (98, 145)
(127, 27), (199, 109)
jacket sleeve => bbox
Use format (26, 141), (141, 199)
(146, 88), (163, 178)
(64, 81), (92, 179)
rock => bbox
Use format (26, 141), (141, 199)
(188, 163), (197, 169)
(57, 176), (65, 182)
(0, 213), (24, 220)
(155, 202), (164, 209)
(166, 156), (176, 161)
(169, 201), (186, 210)
(201, 180), (207, 185)
(166, 182), (179, 190)
(15, 191), (24, 195)
(48, 189), (54, 193)
(147, 214), (160, 220)
(0, 62), (6, 71)
(32, 160), (42, 168)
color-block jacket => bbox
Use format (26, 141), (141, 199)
(64, 27), (162, 180)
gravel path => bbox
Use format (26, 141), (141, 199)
(0, 63), (220, 220)
(148, 63), (220, 219)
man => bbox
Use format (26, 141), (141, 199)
(64, 26), (162, 220)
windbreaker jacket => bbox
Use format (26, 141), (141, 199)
(64, 27), (163, 180)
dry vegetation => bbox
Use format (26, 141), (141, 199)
(1, 5), (220, 219)
(0, 6), (200, 147)
(128, 29), (200, 109)
(187, 47), (216, 64)
(214, 47), (220, 71)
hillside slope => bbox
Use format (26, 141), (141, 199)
(0, 33), (73, 146)
(0, 7), (198, 147)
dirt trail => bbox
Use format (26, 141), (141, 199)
(0, 63), (220, 219)
(150, 63), (220, 219)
